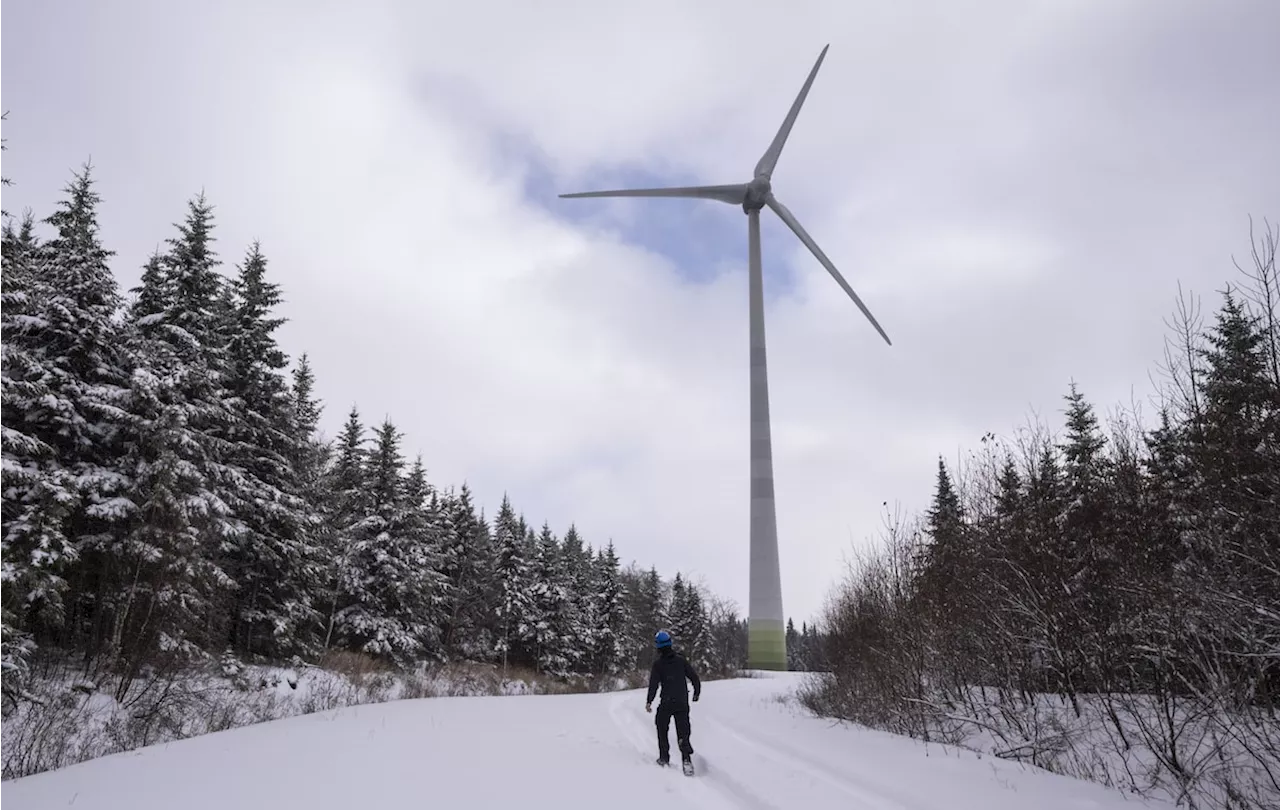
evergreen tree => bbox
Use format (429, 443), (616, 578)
(319, 407), (368, 652)
(289, 354), (330, 609)
(800, 622), (825, 671)
(220, 242), (318, 657)
(161, 193), (225, 352)
(0, 139), (40, 691)
(786, 618), (802, 671)
(1191, 291), (1279, 679)
(530, 523), (571, 675)
(108, 365), (237, 678)
(288, 356), (328, 498)
(39, 168), (137, 656)
(394, 454), (449, 660)
(330, 419), (438, 664)
(1057, 384), (1120, 683)
(1, 208), (62, 685)
(922, 458), (966, 575)
(109, 193), (241, 671)
(667, 574), (708, 668)
(439, 483), (494, 661)
(1143, 408), (1195, 564)
(423, 489), (457, 655)
(492, 494), (534, 669)
(1197, 291), (1276, 515)
(291, 356), (322, 446)
(591, 541), (628, 675)
(560, 524), (595, 672)
(628, 566), (665, 669)
(1, 209), (39, 269)
(128, 252), (168, 324)
(915, 457), (976, 670)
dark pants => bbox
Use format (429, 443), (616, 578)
(655, 703), (693, 760)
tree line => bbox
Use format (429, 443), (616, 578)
(1, 161), (750, 708)
(805, 223), (1279, 807)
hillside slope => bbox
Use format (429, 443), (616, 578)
(2, 673), (1174, 809)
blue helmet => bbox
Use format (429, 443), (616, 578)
(654, 629), (672, 649)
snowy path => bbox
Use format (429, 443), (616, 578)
(3, 673), (1173, 809)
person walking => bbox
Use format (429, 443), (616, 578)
(645, 629), (701, 772)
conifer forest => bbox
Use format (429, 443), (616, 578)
(0, 161), (754, 709)
(803, 222), (1280, 804)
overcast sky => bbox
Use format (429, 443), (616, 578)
(3, 0), (1277, 624)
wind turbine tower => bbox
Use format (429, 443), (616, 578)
(560, 45), (890, 670)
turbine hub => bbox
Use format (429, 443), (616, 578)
(743, 176), (771, 213)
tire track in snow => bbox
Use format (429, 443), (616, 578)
(607, 693), (777, 810)
(698, 713), (915, 810)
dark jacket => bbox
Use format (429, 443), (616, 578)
(647, 647), (701, 708)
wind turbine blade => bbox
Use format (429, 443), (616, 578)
(559, 184), (748, 205)
(766, 195), (892, 345)
(754, 44), (829, 181)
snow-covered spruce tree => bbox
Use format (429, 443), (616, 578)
(800, 623), (825, 671)
(400, 455), (449, 659)
(492, 494), (535, 670)
(289, 353), (332, 615)
(290, 353), (330, 493)
(3, 168), (136, 666)
(109, 194), (240, 682)
(625, 565), (665, 669)
(329, 417), (422, 664)
(332, 417), (453, 665)
(667, 574), (708, 669)
(530, 523), (572, 676)
(928, 454), (1000, 686)
(1056, 384), (1119, 689)
(912, 459), (973, 653)
(670, 575), (691, 637)
(591, 541), (629, 676)
(127, 252), (169, 323)
(1195, 291), (1277, 536)
(438, 483), (495, 661)
(33, 167), (136, 657)
(983, 451), (1047, 687)
(1, 208), (39, 264)
(1103, 407), (1162, 691)
(358, 434), (423, 659)
(318, 407), (368, 653)
(219, 242), (321, 657)
(424, 488), (458, 655)
(1, 210), (56, 697)
(1141, 405), (1214, 709)
(561, 525), (599, 674)
(1021, 435), (1074, 696)
(786, 618), (802, 671)
(1190, 291), (1279, 696)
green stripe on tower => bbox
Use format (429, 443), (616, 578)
(747, 618), (787, 671)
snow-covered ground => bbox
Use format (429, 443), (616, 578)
(3, 672), (1175, 810)
(1, 657), (642, 779)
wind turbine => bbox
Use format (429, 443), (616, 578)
(559, 45), (890, 671)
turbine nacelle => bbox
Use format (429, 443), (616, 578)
(742, 177), (772, 213)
